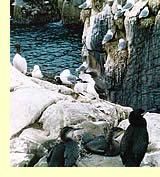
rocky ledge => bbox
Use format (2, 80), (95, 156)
(10, 65), (160, 167)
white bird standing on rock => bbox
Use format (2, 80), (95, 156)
(32, 65), (43, 79)
(78, 0), (92, 10)
(139, 6), (149, 19)
(60, 69), (77, 85)
(12, 43), (27, 74)
(118, 38), (127, 51)
(76, 61), (89, 73)
(102, 29), (114, 44)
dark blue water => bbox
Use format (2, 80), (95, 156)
(10, 21), (83, 75)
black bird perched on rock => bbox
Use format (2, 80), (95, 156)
(120, 109), (149, 167)
(47, 126), (82, 167)
(82, 127), (125, 156)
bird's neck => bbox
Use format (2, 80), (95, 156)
(16, 48), (20, 54)
(105, 130), (114, 144)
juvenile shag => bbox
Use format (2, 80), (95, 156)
(120, 109), (149, 167)
(82, 127), (125, 156)
(47, 126), (82, 167)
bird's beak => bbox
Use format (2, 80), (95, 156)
(141, 112), (147, 116)
(73, 127), (83, 131)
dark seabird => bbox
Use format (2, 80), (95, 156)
(120, 109), (149, 167)
(47, 126), (82, 167)
(82, 127), (125, 156)
(93, 76), (108, 99)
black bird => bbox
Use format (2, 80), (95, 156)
(120, 109), (149, 167)
(82, 127), (125, 156)
(47, 126), (82, 167)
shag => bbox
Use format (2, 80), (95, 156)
(32, 65), (43, 79)
(82, 127), (125, 156)
(12, 43), (27, 74)
(120, 109), (149, 167)
(47, 126), (82, 167)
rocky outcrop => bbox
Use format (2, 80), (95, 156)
(10, 0), (61, 27)
(10, 65), (160, 167)
(10, 64), (133, 166)
(59, 0), (85, 26)
(79, 0), (160, 111)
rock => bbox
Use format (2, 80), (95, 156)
(34, 156), (48, 167)
(10, 153), (35, 167)
(77, 154), (123, 167)
(11, 0), (61, 27)
(39, 99), (132, 138)
(143, 152), (160, 167)
(148, 0), (160, 15)
(61, 0), (83, 26)
(10, 86), (57, 138)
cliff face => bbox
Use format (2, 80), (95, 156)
(80, 0), (160, 112)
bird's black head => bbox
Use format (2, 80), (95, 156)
(129, 109), (146, 126)
(15, 43), (20, 54)
(60, 126), (82, 141)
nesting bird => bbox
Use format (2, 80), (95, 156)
(120, 109), (149, 167)
(32, 65), (43, 79)
(114, 9), (124, 20)
(76, 61), (89, 73)
(12, 43), (27, 74)
(102, 29), (114, 44)
(47, 126), (82, 167)
(122, 1), (134, 12)
(118, 38), (127, 51)
(60, 69), (77, 85)
(78, 0), (92, 10)
(139, 6), (149, 19)
(82, 127), (125, 156)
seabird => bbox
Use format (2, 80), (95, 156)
(12, 43), (27, 74)
(47, 126), (82, 167)
(78, 0), (92, 10)
(139, 6), (149, 19)
(114, 9), (124, 20)
(120, 109), (149, 167)
(122, 1), (134, 12)
(60, 69), (78, 85)
(76, 61), (89, 73)
(118, 38), (127, 51)
(32, 65), (43, 79)
(82, 127), (125, 156)
(102, 29), (114, 44)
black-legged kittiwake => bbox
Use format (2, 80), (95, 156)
(102, 29), (114, 44)
(32, 65), (43, 79)
(78, 0), (92, 10)
(139, 6), (149, 19)
(118, 38), (127, 51)
(60, 69), (77, 85)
